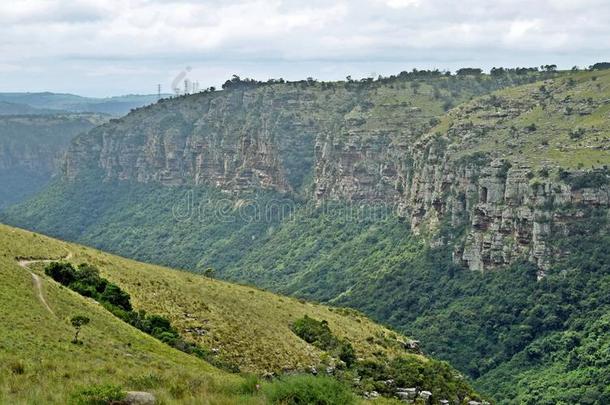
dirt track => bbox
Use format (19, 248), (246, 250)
(17, 252), (72, 317)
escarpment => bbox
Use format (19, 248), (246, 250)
(0, 114), (100, 175)
(60, 71), (610, 273)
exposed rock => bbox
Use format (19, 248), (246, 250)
(364, 390), (380, 399)
(396, 387), (417, 401)
(419, 390), (432, 400)
(60, 82), (610, 274)
(123, 391), (156, 405)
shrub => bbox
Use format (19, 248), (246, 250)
(291, 316), (336, 349)
(8, 360), (25, 375)
(264, 375), (355, 405)
(237, 374), (261, 395)
(126, 373), (165, 390)
(337, 342), (356, 367)
(45, 262), (77, 285)
(71, 384), (125, 405)
(100, 283), (132, 311)
(566, 170), (609, 190)
(569, 127), (585, 140)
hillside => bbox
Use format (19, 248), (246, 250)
(0, 223), (479, 404)
(0, 224), (250, 404)
(0, 113), (106, 208)
(2, 69), (609, 403)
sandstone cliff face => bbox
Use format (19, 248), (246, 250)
(62, 73), (610, 272)
(66, 87), (322, 193)
(310, 73), (610, 273)
(313, 122), (609, 274)
(65, 81), (451, 194)
(397, 145), (609, 274)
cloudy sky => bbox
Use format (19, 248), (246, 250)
(1, 0), (609, 97)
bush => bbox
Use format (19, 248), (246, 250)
(8, 360), (25, 375)
(71, 384), (125, 405)
(264, 375), (355, 405)
(338, 342), (356, 367)
(100, 283), (132, 311)
(237, 374), (261, 395)
(291, 315), (356, 367)
(45, 263), (132, 311)
(291, 316), (336, 349)
(45, 262), (77, 285)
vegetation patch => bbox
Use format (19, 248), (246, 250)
(290, 315), (478, 402)
(70, 384), (125, 405)
(563, 168), (609, 190)
(263, 375), (355, 405)
(291, 316), (356, 367)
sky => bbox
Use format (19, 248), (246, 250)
(1, 0), (609, 97)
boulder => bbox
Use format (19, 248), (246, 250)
(124, 391), (156, 405)
(396, 387), (417, 400)
(419, 390), (432, 400)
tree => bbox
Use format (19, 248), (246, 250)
(590, 62), (610, 70)
(45, 262), (77, 285)
(456, 68), (482, 76)
(70, 315), (90, 344)
(541, 64), (557, 72)
(101, 283), (132, 311)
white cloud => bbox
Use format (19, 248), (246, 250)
(506, 19), (542, 42)
(378, 0), (421, 9)
(0, 0), (609, 96)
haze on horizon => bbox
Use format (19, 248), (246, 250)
(1, 0), (609, 97)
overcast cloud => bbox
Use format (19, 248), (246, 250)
(1, 0), (609, 96)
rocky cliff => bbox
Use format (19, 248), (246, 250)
(61, 71), (610, 272)
(0, 114), (101, 174)
(0, 113), (104, 208)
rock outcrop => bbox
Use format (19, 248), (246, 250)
(60, 73), (610, 273)
(0, 114), (100, 175)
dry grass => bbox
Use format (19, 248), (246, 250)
(0, 223), (414, 404)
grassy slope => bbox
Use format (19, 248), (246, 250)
(2, 223), (470, 404)
(0, 225), (255, 405)
(66, 235), (415, 374)
(437, 69), (610, 169)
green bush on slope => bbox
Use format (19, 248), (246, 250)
(264, 375), (355, 405)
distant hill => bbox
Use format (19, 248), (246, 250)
(0, 92), (170, 116)
(0, 101), (64, 115)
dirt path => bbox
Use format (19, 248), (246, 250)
(17, 252), (73, 317)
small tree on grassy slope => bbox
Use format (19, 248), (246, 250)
(70, 315), (90, 344)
